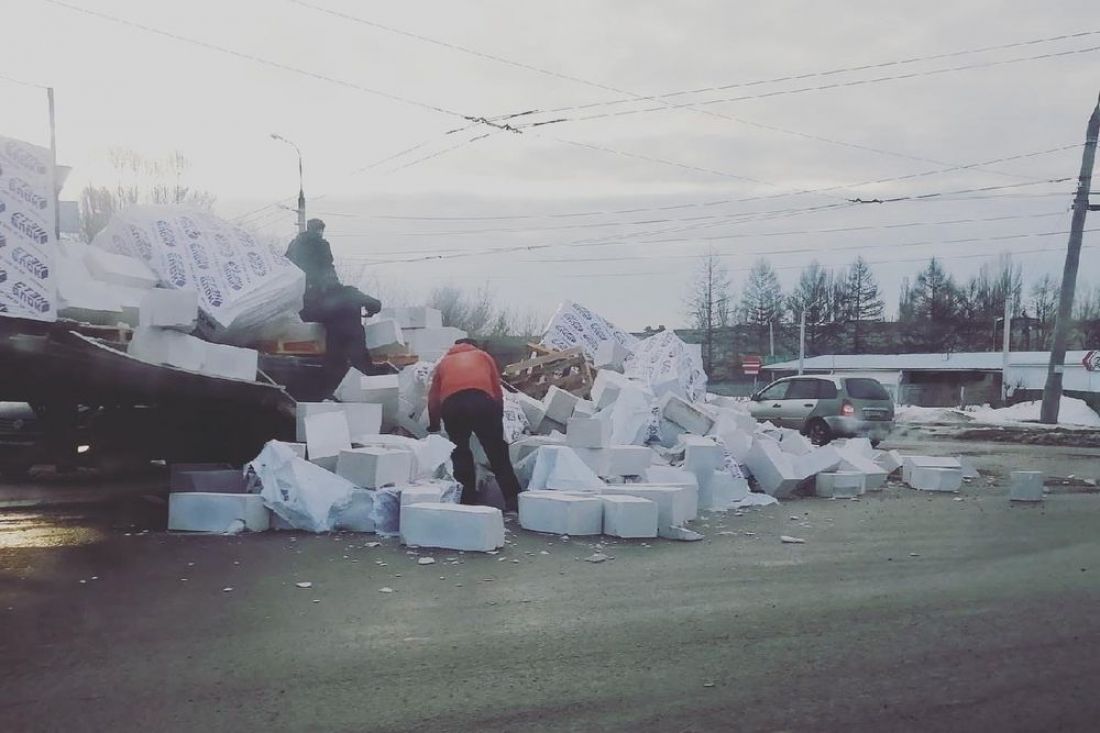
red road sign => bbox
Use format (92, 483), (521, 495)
(1083, 350), (1100, 371)
(742, 355), (763, 375)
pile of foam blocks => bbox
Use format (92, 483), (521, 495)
(167, 303), (1002, 550)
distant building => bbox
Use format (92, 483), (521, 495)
(764, 351), (1099, 408)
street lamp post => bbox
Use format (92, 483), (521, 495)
(271, 133), (305, 233)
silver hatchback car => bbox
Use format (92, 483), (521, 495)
(749, 375), (895, 445)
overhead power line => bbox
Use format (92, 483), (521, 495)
(338, 145), (1075, 226)
(288, 1), (1095, 181)
(40, 0), (515, 132)
(515, 228), (1100, 266)
(290, 0), (1073, 191)
(511, 29), (1100, 118)
(515, 44), (1100, 128)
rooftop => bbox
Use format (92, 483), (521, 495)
(767, 351), (1092, 373)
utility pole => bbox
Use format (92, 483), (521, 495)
(1040, 94), (1100, 424)
(47, 87), (60, 240)
(798, 309), (806, 375)
(769, 320), (775, 358)
(1001, 292), (1012, 402)
(271, 133), (306, 233)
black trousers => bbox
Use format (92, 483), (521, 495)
(302, 285), (383, 378)
(441, 389), (522, 505)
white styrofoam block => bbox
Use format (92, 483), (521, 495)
(362, 374), (401, 424)
(644, 466), (698, 490)
(745, 440), (801, 498)
(816, 471), (865, 499)
(683, 435), (724, 473)
(84, 248), (158, 289)
(127, 327), (206, 371)
(591, 369), (633, 410)
(510, 435), (565, 466)
(543, 385), (580, 424)
(56, 252), (126, 325)
(792, 445), (844, 480)
(875, 449), (904, 475)
(841, 437), (875, 458)
(571, 445), (653, 478)
(399, 484), (451, 506)
(659, 393), (715, 435)
(201, 341), (258, 381)
(573, 399), (596, 417)
(601, 495), (658, 538)
(138, 288), (198, 330)
(336, 447), (413, 488)
(305, 410), (351, 471)
(285, 442), (308, 459)
(606, 445), (654, 476)
(404, 326), (467, 360)
(1010, 471), (1044, 501)
(601, 484), (692, 529)
(594, 340), (632, 371)
(571, 447), (610, 476)
(567, 416), (612, 449)
(959, 457), (981, 479)
(519, 490), (604, 535)
(400, 503), (505, 551)
(780, 431), (814, 456)
(344, 403), (384, 439)
(512, 392), (547, 432)
(377, 306), (443, 330)
(170, 469), (246, 493)
(721, 429), (754, 463)
(167, 492), (269, 532)
(364, 318), (407, 355)
(902, 456), (962, 485)
(706, 470), (750, 508)
(334, 368), (367, 401)
(333, 488), (376, 532)
(838, 455), (888, 490)
(295, 402), (344, 442)
(908, 466), (963, 492)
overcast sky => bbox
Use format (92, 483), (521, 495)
(3, 0), (1099, 330)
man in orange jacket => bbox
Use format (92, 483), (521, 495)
(427, 339), (522, 511)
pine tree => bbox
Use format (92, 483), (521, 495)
(739, 258), (784, 352)
(841, 256), (884, 353)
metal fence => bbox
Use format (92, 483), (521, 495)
(897, 383), (999, 408)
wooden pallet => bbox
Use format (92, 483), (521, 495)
(503, 344), (593, 400)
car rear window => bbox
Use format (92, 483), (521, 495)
(786, 379), (837, 399)
(845, 378), (890, 400)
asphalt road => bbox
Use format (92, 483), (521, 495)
(2, 437), (1099, 732)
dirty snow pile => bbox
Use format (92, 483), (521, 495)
(967, 397), (1100, 428)
(896, 396), (1100, 428)
(165, 302), (996, 550)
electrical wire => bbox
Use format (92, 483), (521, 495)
(515, 44), (1100, 127)
(285, 0), (1087, 183)
(40, 0), (510, 130)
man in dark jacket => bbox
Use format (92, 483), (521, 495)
(427, 339), (522, 511)
(286, 218), (384, 377)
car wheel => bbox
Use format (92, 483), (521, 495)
(807, 419), (832, 446)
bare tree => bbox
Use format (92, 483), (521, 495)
(787, 260), (831, 352)
(79, 148), (216, 241)
(428, 284), (498, 336)
(684, 250), (733, 374)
